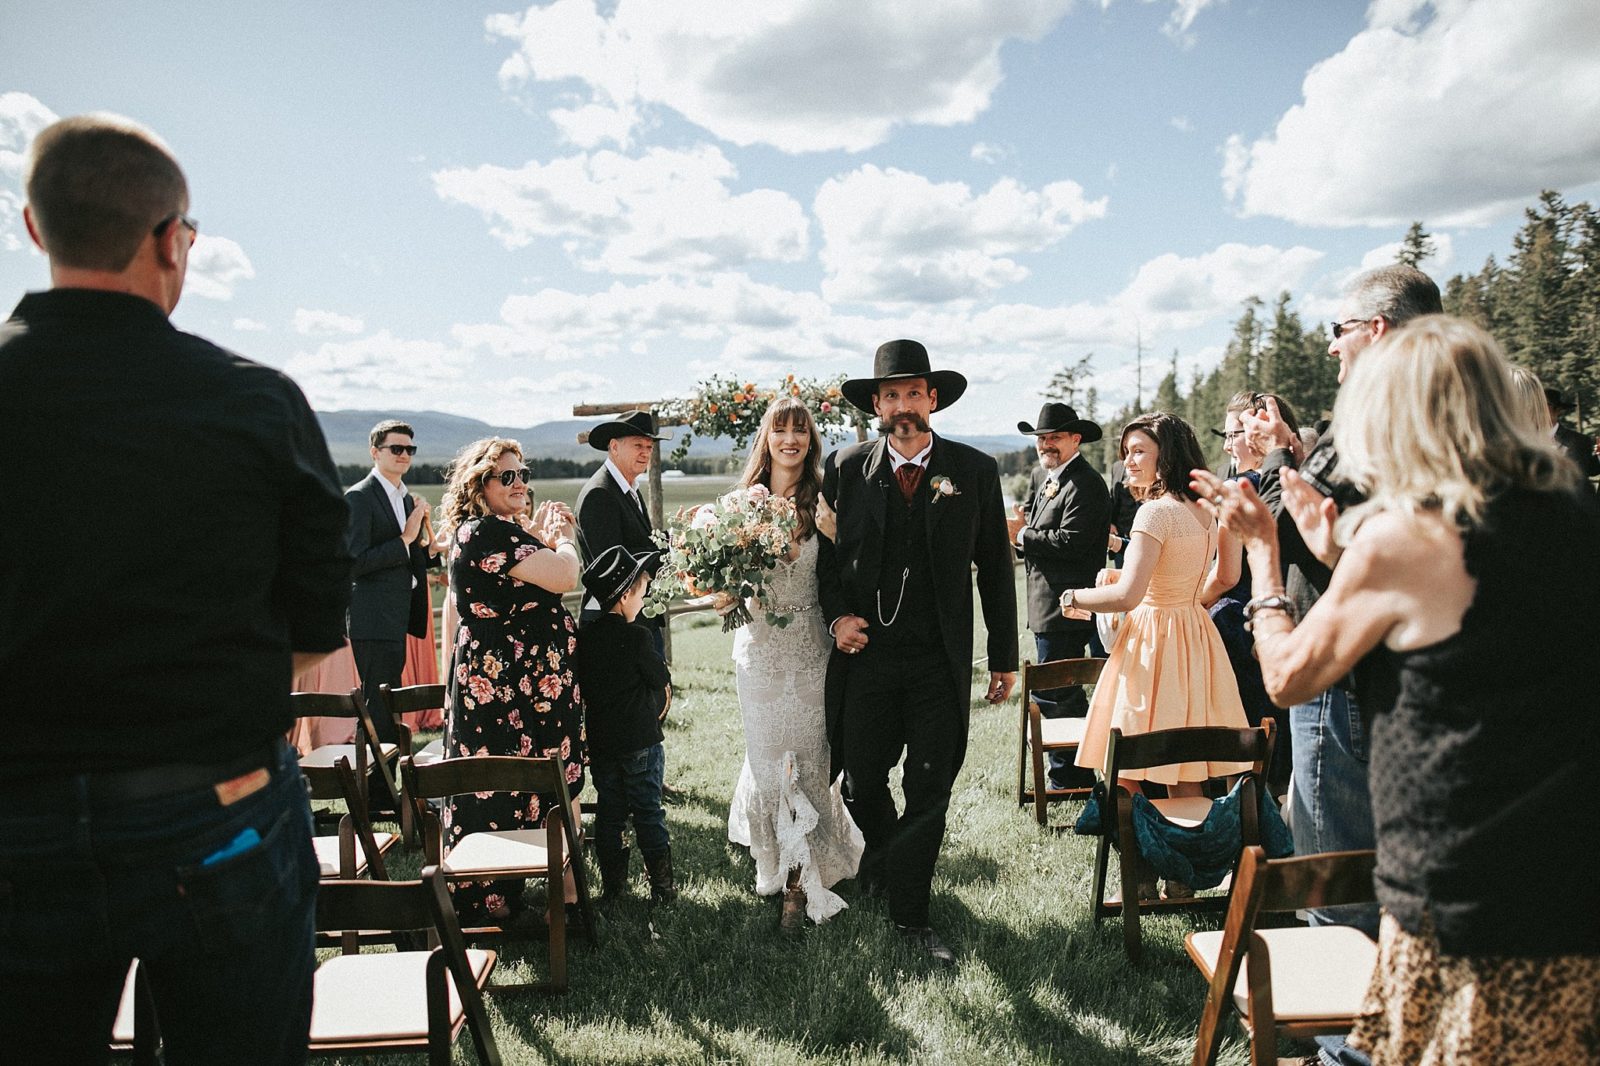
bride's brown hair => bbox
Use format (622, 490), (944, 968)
(737, 396), (824, 539)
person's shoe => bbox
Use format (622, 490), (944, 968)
(598, 847), (631, 899)
(780, 886), (807, 936)
(642, 847), (678, 904)
(895, 924), (955, 967)
(1163, 879), (1195, 899)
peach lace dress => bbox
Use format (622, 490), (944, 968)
(1074, 495), (1250, 783)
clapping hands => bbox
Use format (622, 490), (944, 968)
(532, 500), (576, 546)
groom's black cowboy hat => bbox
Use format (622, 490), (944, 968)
(840, 339), (968, 414)
(588, 409), (672, 451)
(1017, 402), (1102, 443)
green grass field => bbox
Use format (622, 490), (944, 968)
(330, 567), (1267, 1065)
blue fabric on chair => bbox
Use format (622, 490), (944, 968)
(1074, 776), (1293, 889)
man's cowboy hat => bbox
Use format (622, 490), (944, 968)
(1017, 402), (1102, 443)
(1544, 387), (1576, 413)
(581, 544), (660, 611)
(588, 410), (671, 451)
(840, 339), (968, 413)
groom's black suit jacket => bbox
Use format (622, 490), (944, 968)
(818, 434), (1018, 775)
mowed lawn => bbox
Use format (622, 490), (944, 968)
(332, 553), (1262, 1064)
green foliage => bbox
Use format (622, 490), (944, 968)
(642, 486), (801, 630)
(1396, 221), (1437, 269)
(658, 374), (870, 465)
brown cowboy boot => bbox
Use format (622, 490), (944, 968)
(642, 847), (677, 903)
(598, 846), (631, 899)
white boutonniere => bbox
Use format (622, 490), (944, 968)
(929, 475), (960, 503)
(1044, 479), (1059, 499)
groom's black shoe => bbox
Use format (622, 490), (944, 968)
(895, 924), (955, 967)
(855, 872), (888, 900)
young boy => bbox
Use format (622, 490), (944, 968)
(575, 545), (675, 902)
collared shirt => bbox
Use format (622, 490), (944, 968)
(376, 472), (418, 589)
(0, 289), (351, 776)
(886, 436), (933, 472)
(605, 457), (642, 499)
(1017, 452), (1080, 548)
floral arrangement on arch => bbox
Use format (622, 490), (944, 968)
(657, 373), (869, 465)
(641, 484), (799, 632)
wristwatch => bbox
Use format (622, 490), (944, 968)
(1243, 593), (1297, 630)
(1060, 588), (1076, 612)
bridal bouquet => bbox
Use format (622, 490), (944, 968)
(642, 484), (799, 632)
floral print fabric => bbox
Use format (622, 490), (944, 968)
(443, 513), (585, 919)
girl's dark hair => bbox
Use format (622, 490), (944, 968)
(737, 396), (824, 539)
(1120, 411), (1208, 502)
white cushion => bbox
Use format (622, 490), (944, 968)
(110, 962), (138, 1044)
(1038, 718), (1086, 748)
(413, 739), (445, 766)
(301, 742), (398, 770)
(1149, 795), (1213, 828)
(313, 832), (397, 877)
(308, 949), (494, 1043)
(442, 830), (554, 877)
(1188, 925), (1377, 1022)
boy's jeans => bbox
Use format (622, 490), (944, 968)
(592, 743), (668, 855)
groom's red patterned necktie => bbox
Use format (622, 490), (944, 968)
(894, 463), (924, 505)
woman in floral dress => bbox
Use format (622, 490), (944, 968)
(437, 437), (584, 923)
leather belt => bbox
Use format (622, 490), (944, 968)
(11, 740), (290, 805)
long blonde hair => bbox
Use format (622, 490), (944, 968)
(737, 396), (824, 539)
(1507, 365), (1553, 434)
(439, 437), (523, 544)
(1333, 315), (1576, 534)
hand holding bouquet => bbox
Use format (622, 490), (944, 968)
(642, 483), (799, 632)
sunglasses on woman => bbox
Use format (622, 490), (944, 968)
(487, 467), (534, 487)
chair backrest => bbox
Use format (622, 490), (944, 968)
(290, 688), (368, 719)
(1249, 846), (1378, 915)
(379, 682), (446, 718)
(403, 753), (569, 803)
(1023, 656), (1105, 700)
(1105, 721), (1275, 779)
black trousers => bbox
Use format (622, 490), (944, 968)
(351, 637), (405, 745)
(840, 642), (964, 928)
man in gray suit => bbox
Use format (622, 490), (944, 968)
(345, 418), (435, 742)
(1006, 403), (1110, 790)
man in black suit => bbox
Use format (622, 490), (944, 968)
(575, 411), (669, 653)
(1005, 403), (1109, 791)
(819, 339), (1018, 964)
(346, 418), (435, 742)
(1546, 388), (1599, 489)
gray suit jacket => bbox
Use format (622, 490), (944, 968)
(1017, 455), (1110, 632)
(344, 472), (431, 641)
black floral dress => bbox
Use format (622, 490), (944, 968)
(444, 513), (585, 918)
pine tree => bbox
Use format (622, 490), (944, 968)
(1045, 352), (1096, 410)
(1504, 191), (1581, 402)
(1396, 221), (1437, 268)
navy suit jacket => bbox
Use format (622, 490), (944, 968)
(344, 472), (431, 641)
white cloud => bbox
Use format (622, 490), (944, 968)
(1223, 0), (1600, 227)
(433, 144), (808, 275)
(1357, 231), (1455, 274)
(293, 308), (365, 336)
(486, 0), (1074, 153)
(285, 329), (472, 399)
(971, 141), (1006, 165)
(1169, 115), (1192, 133)
(548, 102), (639, 150)
(1116, 242), (1324, 329)
(815, 165), (1108, 304)
(1159, 0), (1223, 42)
(232, 317), (268, 332)
(184, 235), (255, 301)
(0, 92), (58, 253)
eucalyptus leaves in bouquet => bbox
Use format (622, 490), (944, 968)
(642, 484), (800, 632)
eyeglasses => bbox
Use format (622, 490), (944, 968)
(1221, 430), (1245, 442)
(153, 212), (199, 238)
(381, 444), (418, 456)
(1331, 318), (1371, 340)
(487, 468), (534, 487)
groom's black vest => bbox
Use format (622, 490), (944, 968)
(872, 477), (942, 650)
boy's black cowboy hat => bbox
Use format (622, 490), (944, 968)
(840, 339), (968, 414)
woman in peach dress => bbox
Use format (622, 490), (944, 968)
(1063, 412), (1250, 845)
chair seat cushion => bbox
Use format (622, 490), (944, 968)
(301, 742), (398, 769)
(1188, 925), (1377, 1022)
(313, 832), (398, 877)
(442, 829), (554, 876)
(1039, 717), (1086, 748)
(1149, 795), (1213, 828)
(413, 739), (445, 767)
(308, 948), (495, 1043)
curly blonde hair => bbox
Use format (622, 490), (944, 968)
(438, 437), (523, 543)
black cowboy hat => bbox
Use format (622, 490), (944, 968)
(1018, 402), (1102, 443)
(840, 339), (968, 414)
(581, 544), (660, 611)
(1544, 387), (1575, 413)
(588, 410), (671, 451)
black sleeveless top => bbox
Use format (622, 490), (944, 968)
(1370, 486), (1600, 957)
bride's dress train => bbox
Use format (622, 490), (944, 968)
(726, 535), (863, 922)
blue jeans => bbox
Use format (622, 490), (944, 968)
(1289, 688), (1376, 1066)
(0, 739), (319, 1065)
(591, 743), (669, 857)
(1034, 628), (1094, 790)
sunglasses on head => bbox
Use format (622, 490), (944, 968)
(487, 468), (534, 487)
(382, 444), (418, 456)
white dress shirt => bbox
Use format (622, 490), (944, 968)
(378, 473), (417, 588)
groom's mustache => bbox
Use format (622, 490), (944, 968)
(877, 412), (930, 434)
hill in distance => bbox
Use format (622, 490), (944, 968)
(316, 409), (1031, 467)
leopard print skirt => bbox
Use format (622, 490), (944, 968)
(1347, 911), (1600, 1065)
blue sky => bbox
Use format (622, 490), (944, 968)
(4, 0), (1598, 435)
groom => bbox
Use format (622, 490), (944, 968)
(818, 339), (1018, 964)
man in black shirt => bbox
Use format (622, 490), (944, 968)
(0, 115), (349, 1064)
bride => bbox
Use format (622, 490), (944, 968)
(721, 396), (863, 931)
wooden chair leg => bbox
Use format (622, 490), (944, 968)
(1016, 697), (1031, 807)
(1116, 789), (1143, 961)
(547, 818), (567, 993)
(1030, 705), (1050, 826)
(1245, 932), (1277, 1066)
(1090, 827), (1111, 924)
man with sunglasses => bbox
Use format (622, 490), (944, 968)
(1, 115), (349, 1064)
(346, 418), (438, 743)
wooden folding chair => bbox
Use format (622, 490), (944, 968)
(1185, 847), (1378, 1066)
(290, 688), (402, 823)
(310, 867), (502, 1066)
(378, 682), (447, 845)
(402, 754), (598, 993)
(1089, 722), (1276, 961)
(300, 754), (397, 883)
(1016, 657), (1105, 824)
(108, 959), (160, 1065)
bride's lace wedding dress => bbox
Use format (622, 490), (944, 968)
(726, 534), (863, 922)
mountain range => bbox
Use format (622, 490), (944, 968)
(315, 410), (1032, 466)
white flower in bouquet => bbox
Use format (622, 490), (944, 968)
(642, 487), (800, 631)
